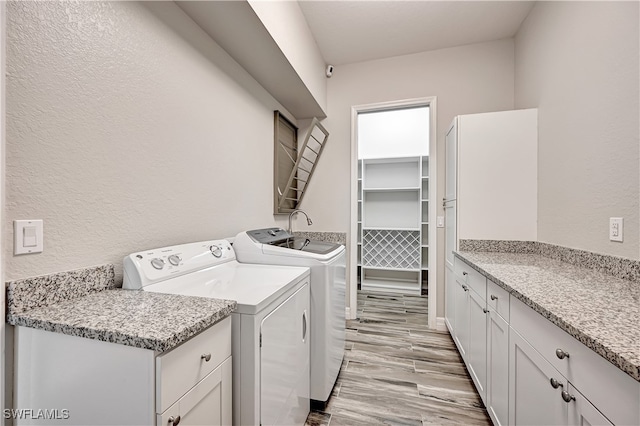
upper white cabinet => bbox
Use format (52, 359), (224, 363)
(444, 109), (538, 270)
(176, 1), (326, 119)
(357, 156), (429, 295)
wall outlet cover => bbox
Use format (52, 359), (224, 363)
(609, 217), (623, 242)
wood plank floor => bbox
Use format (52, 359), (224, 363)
(306, 291), (491, 426)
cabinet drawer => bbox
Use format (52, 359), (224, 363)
(156, 316), (232, 413)
(510, 297), (638, 426)
(487, 279), (509, 321)
(454, 257), (486, 297)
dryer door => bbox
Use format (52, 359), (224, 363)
(260, 283), (310, 426)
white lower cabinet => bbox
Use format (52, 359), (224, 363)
(509, 327), (568, 425)
(452, 275), (470, 359)
(486, 309), (508, 426)
(568, 385), (613, 426)
(445, 258), (639, 426)
(467, 287), (488, 404)
(15, 317), (232, 426)
(158, 357), (232, 426)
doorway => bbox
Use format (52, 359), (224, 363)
(349, 97), (436, 328)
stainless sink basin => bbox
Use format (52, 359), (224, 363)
(271, 237), (341, 255)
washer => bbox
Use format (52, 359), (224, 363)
(233, 228), (346, 404)
(123, 239), (311, 426)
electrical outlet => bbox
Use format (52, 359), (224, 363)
(609, 217), (623, 242)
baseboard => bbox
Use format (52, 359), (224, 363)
(435, 316), (447, 332)
(345, 306), (356, 320)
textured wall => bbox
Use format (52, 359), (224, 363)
(5, 1), (296, 282)
(321, 39), (515, 318)
(515, 1), (639, 259)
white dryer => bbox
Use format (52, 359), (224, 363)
(123, 239), (310, 426)
(233, 228), (346, 404)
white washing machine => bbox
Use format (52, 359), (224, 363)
(123, 239), (311, 426)
(233, 228), (346, 404)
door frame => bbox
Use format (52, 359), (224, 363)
(348, 96), (437, 328)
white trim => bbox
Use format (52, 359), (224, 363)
(349, 97), (438, 328)
(1, 0), (7, 415)
(436, 316), (448, 332)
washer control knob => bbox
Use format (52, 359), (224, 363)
(150, 258), (165, 270)
(168, 255), (181, 266)
(210, 245), (223, 258)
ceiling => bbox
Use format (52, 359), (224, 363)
(298, 1), (536, 66)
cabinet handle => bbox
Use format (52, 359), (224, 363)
(561, 390), (576, 403)
(302, 310), (308, 342)
(201, 353), (212, 362)
(483, 308), (489, 314)
(461, 284), (469, 292)
(168, 415), (181, 425)
(555, 348), (570, 359)
(549, 377), (563, 389)
(462, 271), (468, 276)
(490, 294), (498, 301)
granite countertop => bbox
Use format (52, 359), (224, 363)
(455, 250), (639, 382)
(8, 289), (236, 353)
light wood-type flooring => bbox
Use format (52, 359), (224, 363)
(306, 291), (491, 425)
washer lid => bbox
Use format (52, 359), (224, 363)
(143, 260), (309, 315)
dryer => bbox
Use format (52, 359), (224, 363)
(233, 228), (346, 404)
(123, 239), (310, 426)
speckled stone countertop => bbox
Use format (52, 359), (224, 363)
(7, 264), (236, 353)
(455, 251), (639, 382)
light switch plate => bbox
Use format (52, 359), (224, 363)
(436, 216), (445, 228)
(14, 220), (44, 255)
(609, 217), (623, 242)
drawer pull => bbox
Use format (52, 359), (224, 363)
(549, 377), (563, 389)
(555, 348), (570, 360)
(483, 308), (489, 314)
(462, 271), (468, 276)
(461, 284), (469, 292)
(561, 390), (576, 403)
(168, 415), (181, 425)
(490, 294), (498, 301)
(201, 353), (212, 362)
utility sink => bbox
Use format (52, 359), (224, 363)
(271, 237), (341, 255)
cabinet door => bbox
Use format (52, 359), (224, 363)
(453, 279), (469, 359)
(467, 288), (487, 404)
(159, 357), (232, 426)
(444, 266), (456, 333)
(509, 328), (568, 425)
(487, 310), (509, 426)
(568, 384), (613, 426)
(261, 284), (310, 426)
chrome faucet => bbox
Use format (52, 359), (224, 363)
(288, 209), (313, 234)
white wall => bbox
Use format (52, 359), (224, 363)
(313, 39), (515, 317)
(5, 1), (296, 282)
(515, 1), (639, 259)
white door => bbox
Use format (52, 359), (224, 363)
(159, 358), (232, 426)
(261, 284), (310, 426)
(568, 384), (613, 426)
(487, 310), (509, 426)
(444, 119), (457, 269)
(453, 279), (469, 359)
(467, 288), (487, 403)
(509, 328), (567, 425)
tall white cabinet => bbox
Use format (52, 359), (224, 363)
(357, 156), (429, 295)
(444, 109), (538, 331)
